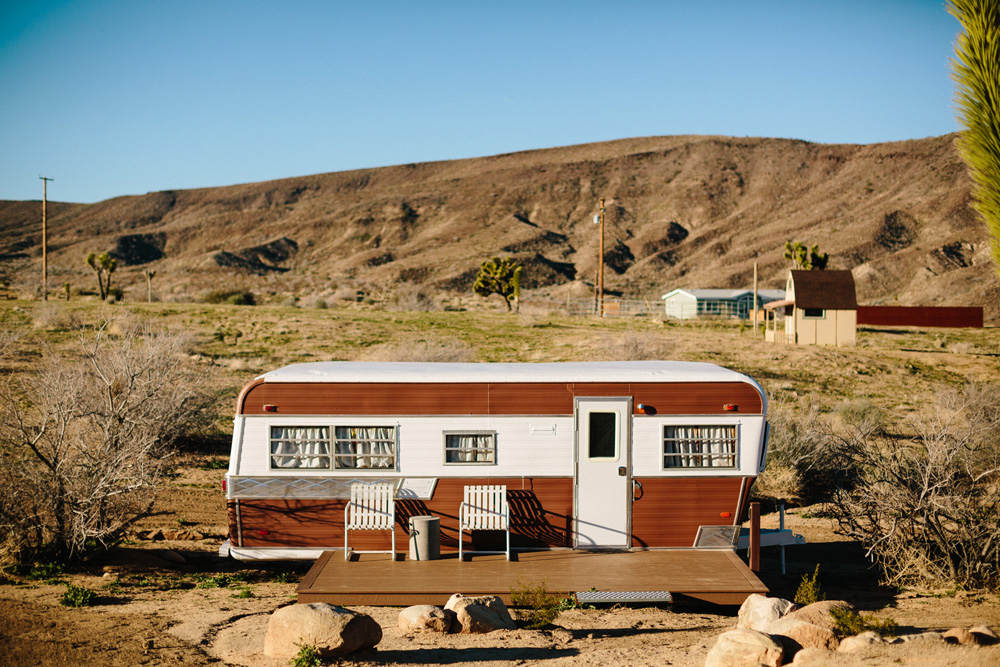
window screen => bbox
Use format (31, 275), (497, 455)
(270, 426), (331, 469)
(444, 432), (496, 464)
(663, 425), (737, 468)
(589, 412), (617, 459)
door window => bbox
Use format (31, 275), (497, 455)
(588, 412), (618, 459)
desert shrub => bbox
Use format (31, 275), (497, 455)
(830, 384), (1000, 589)
(599, 329), (674, 361)
(510, 577), (561, 629)
(291, 643), (323, 667)
(756, 397), (839, 503)
(0, 316), (211, 564)
(360, 336), (475, 362)
(794, 564), (826, 605)
(204, 290), (256, 305)
(60, 583), (96, 607)
(386, 283), (437, 312)
(830, 608), (898, 638)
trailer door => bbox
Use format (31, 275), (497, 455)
(574, 397), (632, 548)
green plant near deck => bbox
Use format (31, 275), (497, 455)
(290, 643), (323, 667)
(794, 564), (826, 605)
(510, 577), (562, 628)
(60, 583), (97, 607)
(830, 608), (898, 638)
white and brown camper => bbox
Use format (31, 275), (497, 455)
(222, 360), (769, 561)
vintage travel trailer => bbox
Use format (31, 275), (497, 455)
(222, 360), (769, 561)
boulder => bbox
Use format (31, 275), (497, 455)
(790, 647), (835, 665)
(704, 628), (784, 667)
(738, 594), (797, 632)
(263, 603), (381, 659)
(766, 600), (853, 651)
(444, 594), (516, 633)
(838, 630), (884, 652)
(943, 627), (975, 644)
(969, 625), (999, 646)
(768, 617), (838, 652)
(398, 605), (454, 633)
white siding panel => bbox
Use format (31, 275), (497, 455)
(235, 415), (573, 477)
(631, 416), (764, 477)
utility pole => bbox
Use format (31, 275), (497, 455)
(40, 176), (53, 301)
(598, 198), (605, 317)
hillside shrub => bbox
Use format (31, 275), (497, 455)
(60, 583), (96, 607)
(204, 290), (256, 305)
(830, 608), (898, 638)
(794, 564), (826, 605)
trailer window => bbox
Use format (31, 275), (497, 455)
(270, 426), (331, 469)
(663, 425), (737, 468)
(334, 426), (397, 469)
(443, 431), (496, 464)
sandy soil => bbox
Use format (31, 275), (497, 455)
(2, 462), (998, 667)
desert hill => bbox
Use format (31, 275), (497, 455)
(1, 133), (996, 320)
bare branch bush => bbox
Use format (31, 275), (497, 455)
(830, 384), (1000, 589)
(0, 317), (210, 565)
(755, 396), (834, 503)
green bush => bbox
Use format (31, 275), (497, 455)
(290, 643), (323, 667)
(794, 564), (826, 605)
(510, 577), (561, 629)
(831, 607), (898, 638)
(60, 583), (96, 607)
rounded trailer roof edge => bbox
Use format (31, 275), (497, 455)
(256, 360), (761, 388)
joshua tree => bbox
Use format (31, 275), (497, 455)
(949, 0), (1000, 277)
(784, 241), (828, 270)
(142, 269), (156, 303)
(473, 257), (523, 311)
(85, 252), (117, 301)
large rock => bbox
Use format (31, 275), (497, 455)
(705, 628), (784, 667)
(789, 647), (835, 665)
(398, 605), (454, 633)
(444, 594), (516, 633)
(263, 603), (381, 659)
(838, 630), (885, 652)
(738, 594), (797, 632)
(766, 600), (853, 651)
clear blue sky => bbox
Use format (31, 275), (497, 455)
(1, 0), (961, 204)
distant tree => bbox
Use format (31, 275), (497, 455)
(142, 269), (156, 303)
(784, 241), (828, 270)
(473, 257), (523, 311)
(85, 252), (117, 301)
(948, 0), (1000, 277)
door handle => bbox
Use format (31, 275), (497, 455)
(618, 466), (626, 476)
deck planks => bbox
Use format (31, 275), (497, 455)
(297, 549), (767, 606)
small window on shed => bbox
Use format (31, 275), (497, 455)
(663, 425), (737, 469)
(802, 308), (825, 319)
(444, 431), (496, 464)
(270, 426), (331, 469)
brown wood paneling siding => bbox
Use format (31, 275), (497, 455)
(240, 382), (490, 416)
(239, 381), (762, 416)
(236, 477), (574, 551)
(631, 477), (745, 548)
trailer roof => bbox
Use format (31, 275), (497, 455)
(259, 360), (756, 386)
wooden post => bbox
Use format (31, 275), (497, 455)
(752, 261), (758, 332)
(750, 501), (761, 572)
(40, 176), (53, 301)
(598, 198), (605, 317)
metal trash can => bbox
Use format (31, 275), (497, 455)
(408, 515), (440, 561)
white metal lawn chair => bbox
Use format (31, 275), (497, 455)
(458, 484), (510, 561)
(344, 482), (396, 561)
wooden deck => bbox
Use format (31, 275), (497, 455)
(297, 549), (767, 606)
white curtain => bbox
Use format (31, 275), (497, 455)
(447, 434), (494, 463)
(334, 426), (395, 469)
(270, 426), (330, 469)
(663, 425), (736, 468)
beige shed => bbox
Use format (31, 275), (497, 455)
(764, 270), (857, 346)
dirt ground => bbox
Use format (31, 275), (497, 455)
(2, 461), (999, 667)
